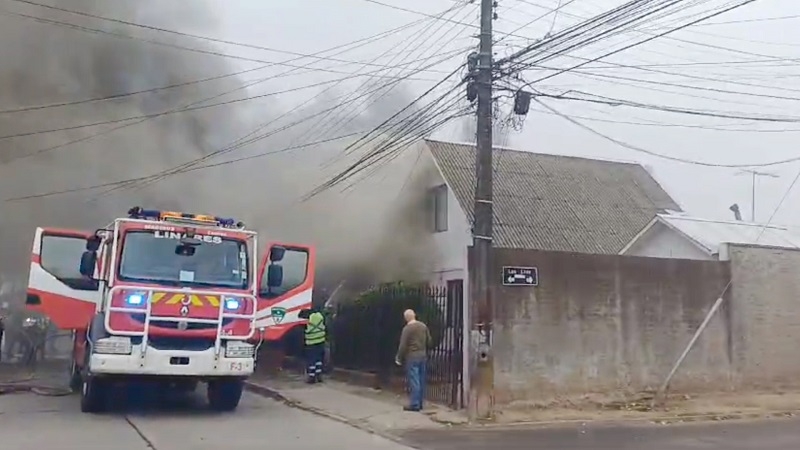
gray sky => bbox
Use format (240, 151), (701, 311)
(202, 0), (800, 224)
(1, 0), (798, 270)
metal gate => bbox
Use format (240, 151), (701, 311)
(426, 280), (464, 408)
(331, 281), (465, 408)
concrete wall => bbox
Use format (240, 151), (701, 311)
(623, 221), (714, 261)
(727, 243), (800, 389)
(479, 248), (732, 405)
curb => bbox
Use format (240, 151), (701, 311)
(244, 381), (422, 449)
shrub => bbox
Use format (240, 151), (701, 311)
(331, 282), (446, 371)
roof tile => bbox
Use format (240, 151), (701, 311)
(426, 139), (681, 254)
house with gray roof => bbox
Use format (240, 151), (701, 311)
(421, 139), (682, 287)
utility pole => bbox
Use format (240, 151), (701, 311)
(469, 0), (495, 421)
(736, 169), (779, 222)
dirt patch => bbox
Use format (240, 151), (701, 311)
(494, 391), (800, 424)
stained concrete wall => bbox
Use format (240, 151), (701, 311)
(477, 248), (733, 405)
(727, 244), (800, 389)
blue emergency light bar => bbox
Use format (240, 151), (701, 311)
(127, 207), (245, 229)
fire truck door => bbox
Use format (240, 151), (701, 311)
(255, 242), (316, 340)
(26, 227), (100, 330)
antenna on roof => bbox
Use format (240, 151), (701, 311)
(729, 203), (742, 221)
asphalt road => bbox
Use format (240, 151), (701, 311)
(4, 370), (800, 450)
(399, 419), (800, 450)
(0, 388), (413, 450)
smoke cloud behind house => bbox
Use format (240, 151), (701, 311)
(0, 0), (439, 303)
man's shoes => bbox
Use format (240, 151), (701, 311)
(315, 375), (323, 383)
(403, 405), (421, 412)
(306, 378), (317, 384)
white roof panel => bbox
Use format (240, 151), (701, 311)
(657, 214), (800, 254)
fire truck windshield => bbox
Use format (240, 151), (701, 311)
(118, 231), (249, 289)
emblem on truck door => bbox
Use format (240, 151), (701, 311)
(271, 307), (286, 324)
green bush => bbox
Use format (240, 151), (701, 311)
(332, 282), (446, 359)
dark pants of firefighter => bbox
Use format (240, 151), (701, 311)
(305, 343), (325, 380)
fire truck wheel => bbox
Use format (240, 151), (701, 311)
(80, 377), (107, 413)
(207, 379), (243, 412)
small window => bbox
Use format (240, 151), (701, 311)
(261, 248), (308, 298)
(432, 184), (448, 232)
(40, 234), (97, 290)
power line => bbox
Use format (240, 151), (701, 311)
(307, 4), (476, 166)
(97, 46), (470, 197)
(527, 103), (800, 132)
(533, 65), (800, 103)
(5, 0), (458, 75)
(505, 0), (761, 87)
(303, 64), (468, 199)
(534, 97), (800, 168)
(696, 12), (800, 26)
(0, 60), (450, 142)
(507, 0), (797, 79)
(535, 90), (800, 123)
(0, 8), (452, 79)
(3, 132), (367, 202)
(3, 12), (457, 164)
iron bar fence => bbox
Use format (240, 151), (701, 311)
(330, 282), (464, 408)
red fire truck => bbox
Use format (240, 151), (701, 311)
(25, 207), (315, 413)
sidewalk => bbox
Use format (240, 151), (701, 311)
(245, 371), (468, 435)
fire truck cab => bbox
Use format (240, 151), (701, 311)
(25, 207), (315, 413)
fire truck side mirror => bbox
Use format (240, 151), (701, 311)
(79, 251), (97, 278)
(266, 263), (283, 288)
(86, 236), (101, 252)
(269, 246), (286, 262)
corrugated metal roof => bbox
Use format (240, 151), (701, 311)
(656, 214), (800, 253)
(426, 139), (682, 254)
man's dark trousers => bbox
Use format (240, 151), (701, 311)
(305, 343), (325, 382)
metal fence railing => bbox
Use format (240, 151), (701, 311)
(330, 282), (464, 408)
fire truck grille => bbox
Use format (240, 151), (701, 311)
(129, 315), (232, 330)
(149, 320), (227, 330)
(131, 336), (215, 351)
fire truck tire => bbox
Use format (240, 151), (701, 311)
(207, 379), (243, 411)
(80, 377), (107, 413)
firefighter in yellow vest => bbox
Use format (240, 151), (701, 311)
(304, 307), (327, 384)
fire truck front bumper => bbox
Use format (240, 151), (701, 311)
(88, 338), (255, 377)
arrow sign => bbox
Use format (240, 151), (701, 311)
(502, 266), (538, 286)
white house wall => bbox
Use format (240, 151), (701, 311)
(426, 157), (471, 287)
(623, 221), (713, 261)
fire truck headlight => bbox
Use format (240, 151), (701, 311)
(94, 337), (132, 355)
(126, 293), (145, 306)
(224, 298), (240, 310)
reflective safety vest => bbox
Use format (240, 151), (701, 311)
(305, 311), (326, 346)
